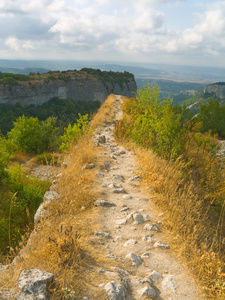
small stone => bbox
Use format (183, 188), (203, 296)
(101, 184), (107, 188)
(139, 278), (152, 285)
(141, 252), (151, 258)
(158, 213), (164, 217)
(153, 242), (170, 249)
(104, 281), (126, 300)
(120, 207), (130, 212)
(113, 188), (127, 194)
(126, 253), (142, 266)
(94, 200), (116, 207)
(128, 176), (143, 182)
(137, 286), (156, 298)
(139, 209), (144, 212)
(127, 211), (138, 219)
(129, 152), (136, 155)
(99, 283), (105, 288)
(149, 270), (163, 282)
(142, 233), (154, 242)
(98, 268), (106, 273)
(113, 175), (125, 181)
(131, 227), (137, 230)
(144, 224), (160, 231)
(133, 213), (150, 225)
(162, 275), (177, 293)
(82, 163), (95, 170)
(114, 219), (127, 225)
(115, 225), (121, 229)
(80, 206), (86, 211)
(122, 195), (133, 200)
(94, 231), (113, 239)
(123, 239), (137, 247)
(117, 212), (127, 218)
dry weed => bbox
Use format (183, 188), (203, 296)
(90, 94), (119, 127)
(132, 145), (225, 299)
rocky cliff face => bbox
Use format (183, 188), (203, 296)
(204, 83), (225, 99)
(0, 74), (137, 107)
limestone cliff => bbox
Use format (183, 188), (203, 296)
(204, 82), (225, 99)
(0, 70), (137, 107)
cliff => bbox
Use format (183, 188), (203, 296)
(0, 70), (137, 107)
(204, 82), (225, 99)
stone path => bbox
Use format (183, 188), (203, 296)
(92, 95), (202, 299)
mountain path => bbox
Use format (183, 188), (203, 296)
(91, 95), (203, 300)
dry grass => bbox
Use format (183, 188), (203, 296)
(131, 145), (225, 299)
(90, 94), (119, 128)
(0, 95), (123, 299)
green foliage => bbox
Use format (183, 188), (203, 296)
(0, 99), (101, 136)
(60, 114), (90, 151)
(0, 164), (50, 254)
(35, 153), (58, 166)
(8, 115), (60, 154)
(80, 68), (134, 88)
(0, 136), (11, 184)
(118, 84), (186, 160)
(195, 99), (225, 138)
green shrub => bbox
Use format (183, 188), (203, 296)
(8, 115), (60, 154)
(35, 153), (58, 166)
(60, 114), (90, 151)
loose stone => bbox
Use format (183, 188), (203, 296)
(149, 270), (163, 282)
(117, 212), (128, 218)
(123, 239), (138, 247)
(94, 231), (112, 239)
(126, 253), (142, 266)
(141, 252), (151, 258)
(133, 213), (150, 225)
(122, 195), (133, 200)
(113, 175), (125, 182)
(113, 188), (127, 194)
(114, 219), (127, 225)
(128, 176), (143, 182)
(137, 286), (156, 299)
(94, 200), (116, 207)
(120, 207), (130, 212)
(142, 233), (154, 242)
(153, 242), (170, 249)
(104, 281), (126, 300)
(144, 224), (160, 231)
(82, 163), (95, 170)
(162, 275), (177, 293)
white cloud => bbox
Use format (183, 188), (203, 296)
(5, 37), (19, 51)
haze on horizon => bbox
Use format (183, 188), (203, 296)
(0, 0), (225, 68)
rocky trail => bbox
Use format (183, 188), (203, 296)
(90, 95), (203, 299)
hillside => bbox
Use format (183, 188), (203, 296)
(0, 69), (136, 107)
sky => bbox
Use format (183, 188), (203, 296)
(1, 0), (225, 68)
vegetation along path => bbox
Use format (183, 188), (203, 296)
(90, 95), (202, 299)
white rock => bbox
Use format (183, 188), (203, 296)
(82, 163), (95, 170)
(120, 207), (129, 212)
(141, 252), (151, 258)
(115, 236), (123, 241)
(122, 195), (133, 200)
(126, 253), (142, 266)
(128, 176), (143, 182)
(144, 224), (160, 231)
(127, 211), (138, 220)
(162, 275), (177, 293)
(17, 269), (54, 299)
(123, 239), (137, 247)
(117, 212), (127, 218)
(153, 242), (170, 249)
(114, 219), (127, 225)
(142, 233), (154, 242)
(133, 213), (150, 225)
(137, 286), (156, 298)
(104, 281), (126, 300)
(149, 270), (163, 282)
(113, 175), (125, 182)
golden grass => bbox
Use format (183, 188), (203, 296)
(90, 94), (119, 128)
(0, 95), (124, 299)
(131, 145), (225, 299)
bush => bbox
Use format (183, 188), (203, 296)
(8, 115), (60, 154)
(0, 164), (50, 254)
(60, 114), (90, 151)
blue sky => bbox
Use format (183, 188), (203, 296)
(0, 0), (225, 67)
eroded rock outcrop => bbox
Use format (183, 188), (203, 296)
(204, 82), (225, 99)
(0, 73), (137, 107)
